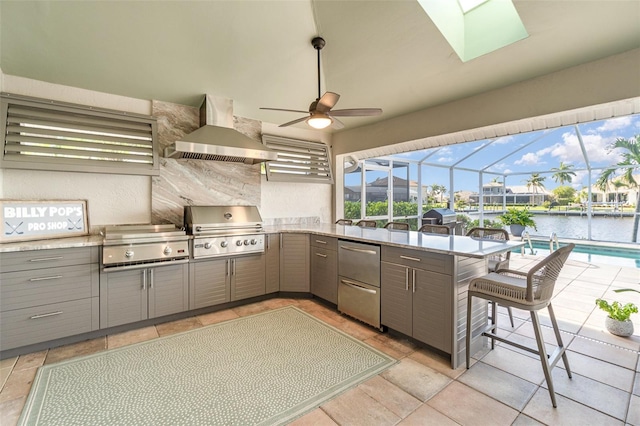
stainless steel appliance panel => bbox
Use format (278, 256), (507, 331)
(338, 277), (381, 329)
(192, 234), (265, 258)
(338, 241), (380, 287)
(102, 240), (190, 267)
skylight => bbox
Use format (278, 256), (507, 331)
(417, 0), (528, 62)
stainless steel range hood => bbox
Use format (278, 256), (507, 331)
(165, 95), (277, 164)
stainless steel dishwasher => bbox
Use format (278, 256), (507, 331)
(338, 240), (382, 330)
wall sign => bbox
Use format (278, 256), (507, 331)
(0, 200), (88, 243)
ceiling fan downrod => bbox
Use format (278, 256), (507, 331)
(312, 37), (325, 101)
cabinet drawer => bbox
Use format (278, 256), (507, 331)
(0, 247), (98, 273)
(1, 264), (99, 312)
(0, 298), (98, 351)
(381, 246), (452, 275)
(310, 235), (337, 250)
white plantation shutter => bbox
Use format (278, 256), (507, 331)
(262, 134), (333, 184)
(1, 93), (158, 175)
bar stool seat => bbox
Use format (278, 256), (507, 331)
(465, 243), (575, 407)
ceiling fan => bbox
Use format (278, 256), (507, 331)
(260, 37), (382, 130)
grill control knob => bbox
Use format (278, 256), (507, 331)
(250, 239), (258, 245)
(204, 242), (212, 250)
(236, 240), (243, 247)
(220, 241), (228, 248)
(164, 246), (173, 255)
(243, 239), (250, 246)
(125, 250), (134, 258)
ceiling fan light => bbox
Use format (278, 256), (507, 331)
(307, 113), (332, 129)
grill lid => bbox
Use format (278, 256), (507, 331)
(422, 208), (457, 224)
(184, 205), (263, 235)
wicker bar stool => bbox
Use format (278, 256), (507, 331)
(418, 224), (451, 235)
(383, 222), (409, 230)
(335, 219), (353, 225)
(465, 243), (575, 407)
(466, 227), (514, 327)
(355, 220), (377, 228)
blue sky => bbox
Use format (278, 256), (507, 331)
(345, 114), (640, 194)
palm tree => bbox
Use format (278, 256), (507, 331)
(524, 173), (546, 206)
(596, 136), (640, 242)
(551, 162), (577, 185)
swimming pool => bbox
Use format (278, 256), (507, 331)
(513, 240), (640, 269)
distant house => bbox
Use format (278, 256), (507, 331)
(590, 174), (640, 206)
(469, 183), (552, 205)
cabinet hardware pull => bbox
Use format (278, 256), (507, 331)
(30, 311), (63, 319)
(405, 267), (409, 291)
(149, 269), (154, 289)
(266, 234), (270, 250)
(400, 255), (421, 262)
(315, 240), (327, 244)
(340, 279), (377, 294)
(340, 245), (377, 255)
(29, 275), (63, 282)
(29, 256), (64, 262)
(233, 259), (236, 275)
(412, 269), (416, 293)
(315, 253), (327, 258)
(142, 269), (147, 290)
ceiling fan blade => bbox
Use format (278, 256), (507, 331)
(279, 116), (309, 128)
(260, 107), (309, 114)
(316, 92), (340, 112)
(331, 117), (345, 130)
(329, 108), (383, 117)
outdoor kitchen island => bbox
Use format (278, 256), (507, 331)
(268, 223), (524, 368)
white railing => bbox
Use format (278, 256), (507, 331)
(549, 232), (559, 252)
(520, 231), (537, 255)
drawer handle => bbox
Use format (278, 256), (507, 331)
(30, 311), (63, 319)
(400, 255), (421, 262)
(29, 275), (63, 282)
(315, 240), (327, 244)
(29, 256), (64, 262)
(315, 253), (327, 258)
(340, 245), (377, 255)
(340, 279), (377, 294)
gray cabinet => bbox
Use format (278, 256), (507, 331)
(190, 254), (265, 309)
(100, 263), (188, 328)
(280, 233), (309, 292)
(381, 246), (453, 353)
(265, 233), (280, 294)
(310, 235), (338, 303)
(0, 247), (99, 351)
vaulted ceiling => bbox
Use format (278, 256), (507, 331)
(1, 1), (639, 131)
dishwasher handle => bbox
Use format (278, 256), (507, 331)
(340, 278), (377, 294)
(339, 245), (378, 255)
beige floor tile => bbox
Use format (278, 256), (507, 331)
(107, 325), (159, 349)
(458, 362), (538, 410)
(408, 349), (465, 380)
(332, 318), (379, 341)
(397, 403), (459, 425)
(289, 407), (338, 426)
(548, 368), (631, 420)
(427, 381), (519, 426)
(44, 337), (106, 365)
(479, 346), (545, 384)
(557, 350), (636, 392)
(0, 368), (37, 403)
(523, 387), (624, 425)
(362, 333), (416, 360)
(628, 394), (640, 426)
(358, 375), (421, 418)
(0, 367), (12, 391)
(0, 357), (17, 370)
(0, 395), (26, 426)
(511, 413), (545, 425)
(155, 316), (202, 336)
(197, 308), (240, 326)
(578, 323), (640, 351)
(231, 301), (272, 317)
(260, 297), (299, 309)
(380, 358), (451, 402)
(13, 351), (46, 371)
(567, 335), (638, 369)
(321, 387), (400, 426)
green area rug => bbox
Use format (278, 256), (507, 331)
(19, 306), (396, 425)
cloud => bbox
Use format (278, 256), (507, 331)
(437, 156), (453, 163)
(596, 116), (632, 132)
(493, 135), (515, 145)
(553, 132), (620, 163)
(515, 152), (542, 165)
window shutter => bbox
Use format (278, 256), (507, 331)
(1, 93), (158, 175)
(262, 134), (333, 184)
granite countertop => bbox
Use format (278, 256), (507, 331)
(0, 235), (103, 253)
(265, 223), (524, 259)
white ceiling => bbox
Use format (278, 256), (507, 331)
(1, 1), (639, 131)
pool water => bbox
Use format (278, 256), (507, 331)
(513, 241), (640, 269)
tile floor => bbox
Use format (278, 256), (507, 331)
(1, 254), (638, 426)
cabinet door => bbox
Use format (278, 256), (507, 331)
(148, 263), (189, 319)
(311, 246), (337, 304)
(100, 268), (147, 328)
(280, 234), (310, 292)
(231, 255), (266, 301)
(265, 233), (280, 294)
(190, 258), (230, 309)
(380, 262), (412, 336)
(412, 269), (452, 353)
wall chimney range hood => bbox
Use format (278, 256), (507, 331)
(165, 95), (277, 164)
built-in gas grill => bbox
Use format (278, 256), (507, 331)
(184, 205), (265, 259)
(102, 224), (190, 271)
